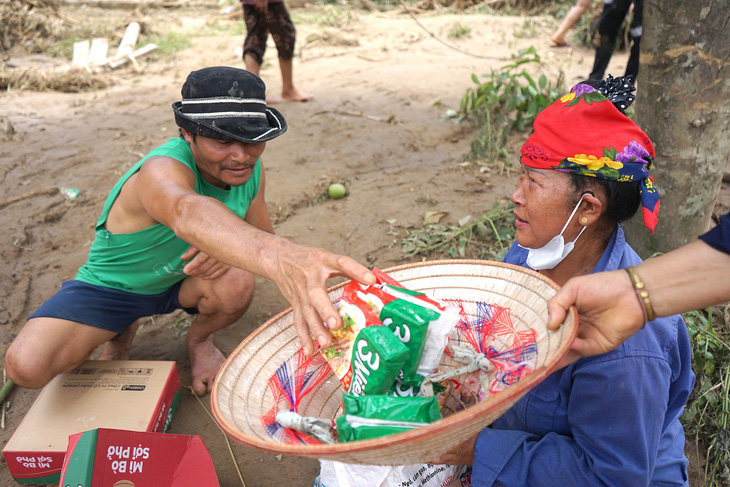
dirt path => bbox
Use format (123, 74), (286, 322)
(0, 5), (627, 485)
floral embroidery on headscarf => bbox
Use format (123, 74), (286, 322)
(553, 143), (650, 181)
(571, 83), (596, 97)
(563, 84), (605, 107)
(568, 154), (624, 171)
(560, 84), (598, 104)
(616, 141), (652, 168)
(560, 92), (576, 103)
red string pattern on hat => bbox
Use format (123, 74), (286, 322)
(447, 300), (538, 396)
(262, 349), (331, 444)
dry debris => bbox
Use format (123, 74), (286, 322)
(0, 64), (111, 91)
(1, 0), (68, 55)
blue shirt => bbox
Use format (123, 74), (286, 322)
(699, 212), (730, 254)
(472, 226), (695, 487)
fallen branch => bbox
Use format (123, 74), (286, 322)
(396, 0), (509, 60)
(334, 109), (397, 124)
(1, 370), (6, 430)
(0, 378), (15, 407)
(0, 187), (58, 210)
(356, 52), (389, 62)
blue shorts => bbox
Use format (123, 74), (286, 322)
(29, 280), (199, 334)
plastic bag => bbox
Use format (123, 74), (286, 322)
(315, 460), (466, 487)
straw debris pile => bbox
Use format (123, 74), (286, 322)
(1, 0), (116, 91)
(1, 0), (66, 54)
(0, 65), (111, 92)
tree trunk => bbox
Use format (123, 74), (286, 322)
(624, 0), (730, 258)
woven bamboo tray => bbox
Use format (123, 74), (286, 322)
(211, 259), (577, 465)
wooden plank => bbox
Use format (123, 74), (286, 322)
(114, 22), (140, 60)
(89, 38), (109, 65)
(71, 40), (90, 67)
(108, 43), (160, 69)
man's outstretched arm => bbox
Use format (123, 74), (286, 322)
(136, 157), (375, 355)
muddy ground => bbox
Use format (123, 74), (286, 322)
(0, 3), (677, 486)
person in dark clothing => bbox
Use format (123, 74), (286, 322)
(589, 0), (643, 81)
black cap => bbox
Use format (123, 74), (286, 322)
(172, 66), (287, 143)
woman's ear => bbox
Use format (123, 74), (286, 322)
(579, 192), (603, 226)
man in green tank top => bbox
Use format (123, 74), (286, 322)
(6, 67), (374, 396)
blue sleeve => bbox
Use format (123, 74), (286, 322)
(471, 354), (671, 486)
(699, 212), (730, 254)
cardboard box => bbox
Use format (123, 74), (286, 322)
(60, 428), (219, 487)
(3, 361), (181, 484)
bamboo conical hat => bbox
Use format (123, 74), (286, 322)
(211, 259), (577, 465)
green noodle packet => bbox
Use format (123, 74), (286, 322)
(336, 393), (442, 442)
(389, 379), (446, 398)
(379, 299), (439, 387)
(389, 381), (418, 397)
(348, 325), (410, 396)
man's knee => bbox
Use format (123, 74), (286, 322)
(5, 341), (56, 389)
(197, 269), (255, 317)
(6, 318), (110, 389)
(216, 269), (255, 314)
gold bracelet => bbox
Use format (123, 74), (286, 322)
(625, 266), (656, 323)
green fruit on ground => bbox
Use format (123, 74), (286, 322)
(328, 183), (347, 199)
(475, 221), (489, 237)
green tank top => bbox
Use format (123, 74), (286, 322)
(76, 137), (262, 294)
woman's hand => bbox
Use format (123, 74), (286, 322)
(429, 434), (478, 466)
(547, 269), (644, 366)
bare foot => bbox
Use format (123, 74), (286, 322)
(99, 340), (131, 360)
(550, 36), (570, 47)
(188, 338), (226, 396)
(281, 88), (314, 102)
(99, 320), (139, 360)
(266, 97), (281, 105)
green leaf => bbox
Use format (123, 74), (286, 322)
(538, 74), (547, 89)
(584, 91), (605, 104)
(603, 146), (619, 160)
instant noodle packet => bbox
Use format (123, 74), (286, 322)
(322, 271), (458, 394)
(335, 393), (441, 442)
(348, 326), (410, 396)
(355, 277), (459, 387)
(323, 280), (384, 391)
(378, 298), (438, 386)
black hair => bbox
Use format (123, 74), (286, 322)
(567, 77), (642, 225)
(178, 128), (197, 142)
(569, 175), (642, 225)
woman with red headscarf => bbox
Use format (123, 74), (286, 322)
(433, 76), (694, 487)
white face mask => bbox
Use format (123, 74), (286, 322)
(519, 194), (589, 270)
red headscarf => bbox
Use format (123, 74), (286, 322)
(520, 77), (659, 233)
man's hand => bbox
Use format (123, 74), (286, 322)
(270, 242), (375, 356)
(547, 269), (645, 365)
(429, 434), (477, 466)
(181, 246), (231, 280)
